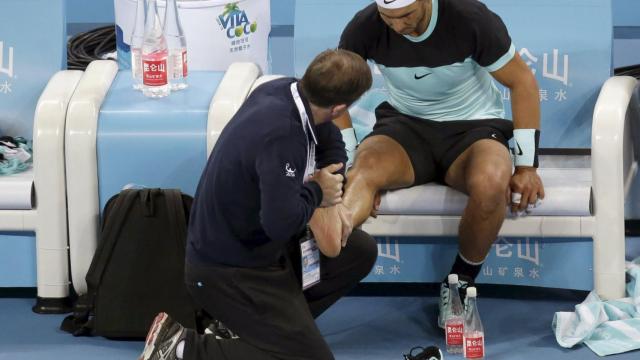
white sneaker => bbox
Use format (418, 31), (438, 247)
(139, 312), (186, 360)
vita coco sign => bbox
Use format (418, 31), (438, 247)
(114, 0), (270, 72)
(0, 41), (15, 95)
(217, 2), (258, 39)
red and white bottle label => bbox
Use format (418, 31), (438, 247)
(143, 59), (168, 86)
(182, 50), (188, 77)
(446, 323), (464, 345)
(464, 336), (484, 358)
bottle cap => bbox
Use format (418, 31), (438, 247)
(467, 287), (477, 298)
(448, 274), (458, 284)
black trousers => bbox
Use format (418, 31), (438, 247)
(183, 229), (378, 360)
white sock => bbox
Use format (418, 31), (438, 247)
(176, 340), (185, 359)
(340, 127), (358, 168)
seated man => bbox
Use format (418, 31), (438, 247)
(335, 0), (546, 326)
(138, 50), (376, 360)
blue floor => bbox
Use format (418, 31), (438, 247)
(1, 290), (639, 360)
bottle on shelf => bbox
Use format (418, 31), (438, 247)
(141, 0), (170, 98)
(164, 0), (188, 90)
(130, 0), (146, 90)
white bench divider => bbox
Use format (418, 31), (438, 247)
(65, 60), (119, 295)
(0, 70), (83, 307)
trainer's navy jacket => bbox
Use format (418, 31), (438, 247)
(187, 77), (347, 267)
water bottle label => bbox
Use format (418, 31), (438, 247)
(446, 323), (463, 345)
(143, 59), (168, 86)
(464, 336), (484, 358)
(182, 50), (188, 77)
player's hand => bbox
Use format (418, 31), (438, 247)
(509, 167), (545, 216)
(310, 163), (344, 207)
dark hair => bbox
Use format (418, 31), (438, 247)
(300, 49), (372, 108)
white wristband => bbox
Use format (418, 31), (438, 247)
(340, 128), (358, 168)
(513, 129), (540, 167)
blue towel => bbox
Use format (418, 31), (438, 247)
(0, 137), (32, 175)
(553, 258), (640, 356)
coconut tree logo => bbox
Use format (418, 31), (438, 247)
(217, 2), (258, 39)
(223, 2), (239, 17)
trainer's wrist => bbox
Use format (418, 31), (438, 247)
(513, 129), (540, 168)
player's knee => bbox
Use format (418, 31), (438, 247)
(352, 147), (380, 172)
(349, 149), (386, 189)
(467, 170), (509, 211)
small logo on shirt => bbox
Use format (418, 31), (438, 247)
(414, 73), (431, 80)
(285, 163), (296, 177)
(490, 133), (498, 139)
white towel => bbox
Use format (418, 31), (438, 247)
(553, 258), (640, 356)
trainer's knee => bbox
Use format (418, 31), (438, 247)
(346, 229), (378, 279)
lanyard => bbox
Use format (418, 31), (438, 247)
(290, 82), (317, 181)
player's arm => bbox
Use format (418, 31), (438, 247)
(491, 53), (545, 213)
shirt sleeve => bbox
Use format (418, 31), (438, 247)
(338, 14), (369, 60)
(314, 122), (348, 178)
(470, 4), (515, 72)
(255, 133), (322, 244)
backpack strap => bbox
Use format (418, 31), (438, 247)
(86, 189), (140, 291)
(164, 189), (188, 253)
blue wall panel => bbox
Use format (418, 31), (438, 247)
(270, 0), (295, 26)
(613, 0), (640, 27)
(65, 0), (638, 27)
(67, 0), (115, 24)
(0, 234), (36, 287)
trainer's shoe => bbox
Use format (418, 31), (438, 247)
(139, 312), (186, 360)
(204, 319), (239, 340)
(437, 275), (473, 328)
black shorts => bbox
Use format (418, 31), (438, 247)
(366, 102), (513, 186)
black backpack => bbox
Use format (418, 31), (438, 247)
(62, 188), (198, 338)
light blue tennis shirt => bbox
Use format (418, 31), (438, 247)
(340, 0), (516, 121)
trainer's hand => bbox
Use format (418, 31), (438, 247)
(310, 163), (344, 207)
(337, 204), (354, 247)
(509, 167), (545, 215)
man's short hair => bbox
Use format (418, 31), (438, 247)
(300, 49), (372, 108)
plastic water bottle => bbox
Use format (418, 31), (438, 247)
(445, 274), (464, 354)
(164, 0), (188, 90)
(463, 287), (485, 359)
(130, 0), (146, 90)
(142, 0), (170, 98)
